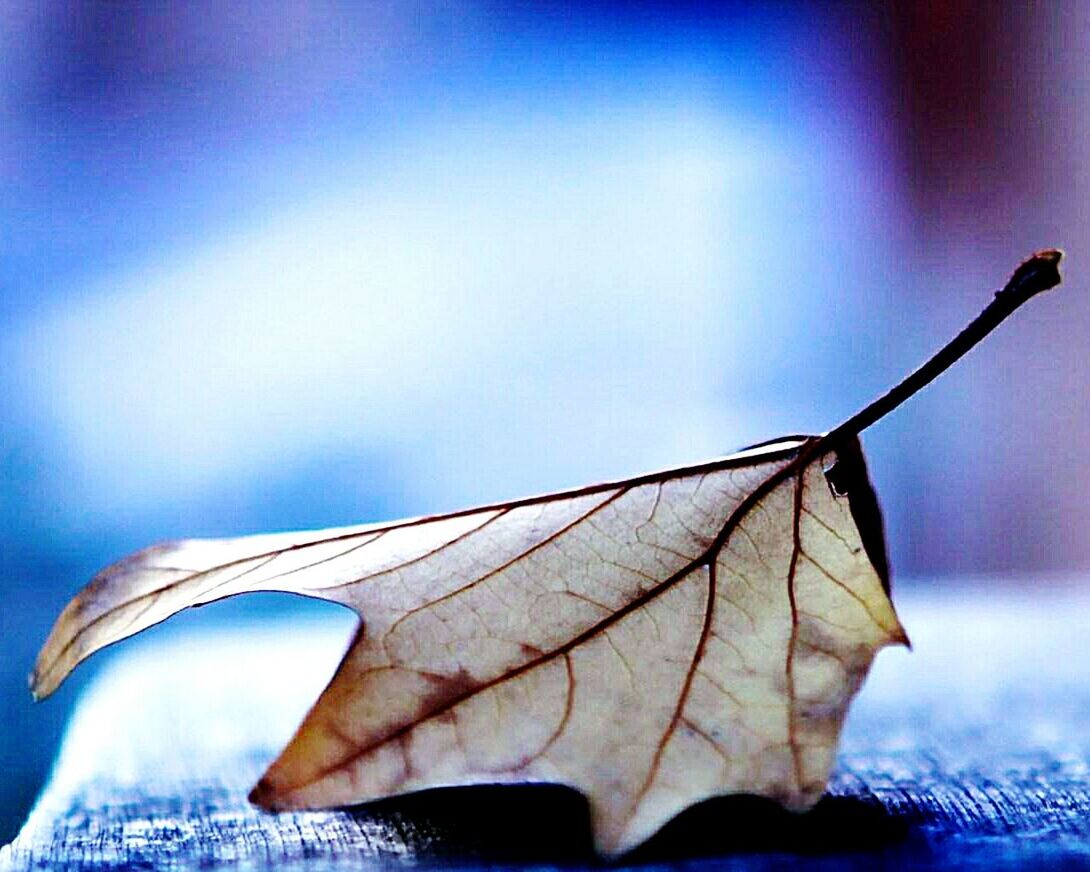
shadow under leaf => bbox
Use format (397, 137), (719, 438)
(344, 785), (909, 866)
(346, 784), (597, 865)
(628, 794), (909, 864)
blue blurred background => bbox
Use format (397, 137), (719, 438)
(2, 0), (1087, 844)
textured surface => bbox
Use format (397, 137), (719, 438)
(6, 580), (1090, 870)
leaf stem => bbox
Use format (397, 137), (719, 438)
(823, 249), (1063, 446)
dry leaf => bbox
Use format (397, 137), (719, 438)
(31, 250), (1063, 855)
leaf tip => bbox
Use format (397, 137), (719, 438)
(29, 609), (78, 701)
(28, 660), (57, 702)
(248, 777), (281, 810)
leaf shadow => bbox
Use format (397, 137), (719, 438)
(627, 793), (910, 864)
(344, 785), (911, 866)
(344, 784), (596, 865)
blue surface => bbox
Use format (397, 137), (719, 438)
(7, 582), (1090, 869)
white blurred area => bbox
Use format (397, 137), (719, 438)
(5, 59), (905, 536)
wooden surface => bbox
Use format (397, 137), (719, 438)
(5, 581), (1090, 870)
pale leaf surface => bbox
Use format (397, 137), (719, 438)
(33, 435), (905, 855)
